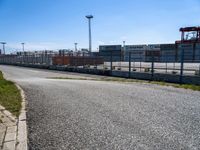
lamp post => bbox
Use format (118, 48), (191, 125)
(21, 43), (25, 63)
(21, 43), (25, 52)
(123, 41), (126, 61)
(74, 43), (78, 52)
(85, 15), (93, 54)
(123, 41), (126, 47)
(0, 42), (6, 55)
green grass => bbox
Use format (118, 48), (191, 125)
(49, 76), (200, 91)
(0, 71), (22, 116)
(150, 81), (200, 91)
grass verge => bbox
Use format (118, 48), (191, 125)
(49, 76), (200, 91)
(0, 71), (22, 116)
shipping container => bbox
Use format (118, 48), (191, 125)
(177, 43), (195, 62)
(124, 45), (147, 51)
(194, 43), (200, 61)
(147, 44), (160, 51)
(160, 44), (176, 50)
(99, 45), (122, 51)
(52, 56), (104, 66)
(99, 45), (122, 62)
(124, 50), (145, 62)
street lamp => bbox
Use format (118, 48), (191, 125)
(21, 43), (25, 52)
(85, 15), (93, 54)
(0, 42), (6, 55)
(123, 41), (126, 49)
(122, 41), (126, 61)
(21, 43), (25, 64)
(74, 43), (78, 52)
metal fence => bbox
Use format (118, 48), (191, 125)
(103, 52), (200, 83)
(0, 55), (52, 65)
(0, 53), (200, 84)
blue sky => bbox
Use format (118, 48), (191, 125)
(0, 0), (200, 52)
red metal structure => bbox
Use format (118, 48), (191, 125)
(176, 26), (200, 44)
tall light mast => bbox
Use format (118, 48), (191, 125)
(85, 15), (94, 54)
(0, 42), (6, 55)
(21, 43), (25, 52)
(74, 43), (78, 52)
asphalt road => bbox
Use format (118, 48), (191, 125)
(0, 65), (200, 150)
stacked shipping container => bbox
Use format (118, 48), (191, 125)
(178, 43), (195, 62)
(195, 43), (200, 61)
(145, 44), (161, 62)
(99, 45), (122, 62)
(52, 56), (104, 66)
(124, 45), (146, 62)
(160, 44), (176, 62)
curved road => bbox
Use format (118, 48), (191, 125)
(0, 65), (200, 150)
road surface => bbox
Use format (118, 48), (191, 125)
(0, 65), (200, 150)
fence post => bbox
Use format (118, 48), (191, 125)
(110, 51), (113, 72)
(199, 65), (200, 75)
(41, 54), (44, 64)
(129, 51), (131, 78)
(62, 52), (64, 66)
(151, 55), (154, 80)
(180, 48), (184, 84)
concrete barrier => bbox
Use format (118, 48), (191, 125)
(111, 70), (200, 85)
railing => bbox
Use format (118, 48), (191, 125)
(103, 53), (200, 83)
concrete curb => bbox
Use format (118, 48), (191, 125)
(0, 71), (28, 149)
(15, 85), (28, 150)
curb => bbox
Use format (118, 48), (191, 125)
(15, 85), (28, 150)
(0, 71), (28, 149)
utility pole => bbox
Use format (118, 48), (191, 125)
(0, 42), (6, 55)
(85, 15), (93, 54)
